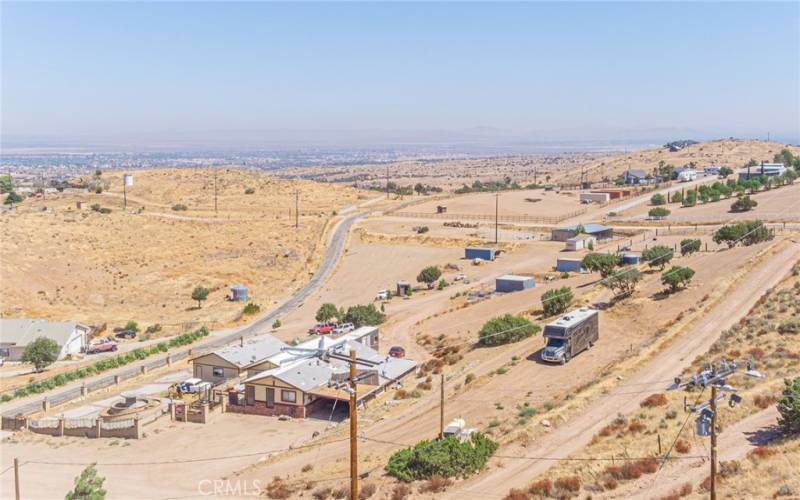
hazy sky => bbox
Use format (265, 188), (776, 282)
(2, 1), (799, 146)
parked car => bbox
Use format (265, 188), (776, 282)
(333, 322), (355, 334)
(175, 378), (212, 394)
(454, 274), (466, 281)
(375, 289), (389, 300)
(388, 346), (406, 358)
(115, 330), (137, 339)
(309, 322), (336, 335)
(87, 340), (118, 354)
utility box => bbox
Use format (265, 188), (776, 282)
(465, 247), (496, 261)
(495, 275), (535, 293)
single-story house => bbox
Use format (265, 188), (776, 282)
(738, 163), (787, 180)
(556, 258), (586, 273)
(622, 169), (649, 185)
(191, 334), (289, 385)
(565, 234), (596, 251)
(0, 319), (90, 361)
(551, 224), (613, 242)
(230, 333), (416, 418)
(495, 275), (535, 292)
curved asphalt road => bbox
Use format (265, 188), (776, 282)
(1, 209), (367, 418)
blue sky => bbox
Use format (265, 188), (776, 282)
(2, 1), (799, 146)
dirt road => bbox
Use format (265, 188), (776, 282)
(447, 240), (800, 498)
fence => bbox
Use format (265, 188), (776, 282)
(391, 208), (587, 225)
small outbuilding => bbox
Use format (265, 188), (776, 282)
(396, 280), (412, 296)
(565, 235), (596, 251)
(436, 205), (447, 214)
(579, 192), (610, 204)
(495, 275), (535, 292)
(230, 284), (249, 302)
(622, 253), (641, 265)
(465, 247), (496, 261)
(556, 258), (585, 273)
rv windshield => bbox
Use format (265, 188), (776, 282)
(546, 338), (565, 348)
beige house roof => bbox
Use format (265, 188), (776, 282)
(0, 319), (88, 347)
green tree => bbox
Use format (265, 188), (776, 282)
(680, 238), (701, 256)
(661, 266), (695, 293)
(648, 207), (670, 219)
(4, 191), (23, 205)
(574, 224), (586, 235)
(730, 195), (758, 212)
(670, 191), (683, 204)
(642, 245), (673, 270)
(581, 253), (619, 278)
(541, 287), (573, 317)
(777, 377), (800, 435)
(123, 321), (139, 333)
(417, 266), (442, 289)
(385, 433), (498, 482)
(650, 193), (666, 206)
(719, 166), (733, 177)
(315, 302), (340, 323)
(682, 190), (697, 207)
(603, 267), (641, 297)
(478, 314), (539, 347)
(21, 336), (60, 372)
(713, 220), (772, 248)
(0, 175), (15, 193)
(344, 304), (386, 327)
(191, 286), (209, 308)
(65, 463), (106, 500)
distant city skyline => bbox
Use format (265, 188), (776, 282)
(2, 1), (799, 149)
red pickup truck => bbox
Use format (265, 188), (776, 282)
(87, 340), (118, 354)
(308, 322), (336, 335)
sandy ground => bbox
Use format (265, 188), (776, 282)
(409, 189), (585, 219)
(616, 181), (800, 223)
(447, 239), (800, 498)
(0, 168), (363, 338)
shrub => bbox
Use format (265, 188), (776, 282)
(478, 315), (540, 347)
(648, 207), (670, 218)
(661, 266), (695, 293)
(528, 479), (552, 496)
(358, 482), (377, 499)
(418, 475), (453, 493)
(603, 478), (618, 490)
(748, 446), (776, 460)
(730, 195), (757, 212)
(344, 304), (386, 327)
(385, 433), (498, 482)
(416, 226), (429, 234)
(640, 393), (668, 408)
(554, 476), (580, 493)
(312, 487), (332, 500)
(172, 203), (188, 211)
(465, 373), (476, 384)
(265, 477), (292, 499)
(650, 193), (666, 205)
(680, 238), (701, 256)
(242, 302), (261, 315)
(675, 439), (691, 454)
(541, 287), (573, 317)
(628, 420), (646, 433)
(777, 377), (800, 435)
(390, 484), (411, 500)
(643, 245), (673, 270)
(244, 187), (255, 194)
(504, 488), (531, 500)
(272, 319), (282, 329)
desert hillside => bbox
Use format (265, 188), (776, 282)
(0, 168), (365, 336)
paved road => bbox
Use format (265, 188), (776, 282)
(0, 209), (367, 418)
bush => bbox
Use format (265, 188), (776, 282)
(385, 433), (498, 482)
(648, 207), (671, 218)
(244, 187), (255, 194)
(650, 193), (666, 205)
(242, 302), (261, 315)
(730, 195), (757, 212)
(680, 238), (701, 256)
(528, 479), (552, 496)
(344, 304), (386, 327)
(777, 377), (800, 435)
(416, 226), (429, 234)
(661, 266), (695, 293)
(390, 484), (411, 500)
(642, 245), (673, 270)
(504, 488), (531, 500)
(4, 191), (23, 205)
(478, 315), (540, 347)
(358, 482), (377, 499)
(465, 373), (476, 385)
(418, 476), (454, 493)
(675, 439), (691, 454)
(640, 393), (668, 408)
(554, 476), (580, 493)
(541, 287), (573, 317)
(172, 203), (188, 211)
(272, 319), (282, 329)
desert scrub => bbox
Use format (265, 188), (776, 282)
(385, 433), (498, 482)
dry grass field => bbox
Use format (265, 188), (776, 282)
(0, 168), (363, 336)
(409, 188), (585, 218)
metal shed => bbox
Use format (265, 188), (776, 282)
(556, 258), (585, 273)
(396, 280), (412, 296)
(495, 275), (535, 292)
(551, 224), (613, 242)
(465, 247), (496, 261)
(622, 253), (641, 265)
(230, 285), (249, 302)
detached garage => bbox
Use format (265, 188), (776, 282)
(465, 247), (496, 261)
(495, 275), (535, 292)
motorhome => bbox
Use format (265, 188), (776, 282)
(541, 307), (599, 364)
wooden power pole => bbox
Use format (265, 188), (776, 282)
(213, 169), (218, 216)
(439, 373), (445, 439)
(710, 385), (718, 500)
(349, 350), (358, 500)
(494, 192), (499, 244)
(295, 189), (299, 229)
(14, 457), (20, 500)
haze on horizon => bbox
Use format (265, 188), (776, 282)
(2, 1), (799, 151)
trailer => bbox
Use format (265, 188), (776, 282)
(541, 307), (599, 364)
(465, 247), (496, 261)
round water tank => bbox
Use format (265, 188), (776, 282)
(231, 285), (248, 301)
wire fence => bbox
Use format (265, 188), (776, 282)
(392, 208), (587, 224)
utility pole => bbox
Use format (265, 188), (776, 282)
(14, 457), (20, 500)
(494, 192), (499, 244)
(213, 169), (218, 216)
(295, 189), (299, 229)
(123, 174), (127, 210)
(41, 173), (46, 200)
(710, 385), (718, 500)
(349, 350), (358, 500)
(439, 373), (445, 439)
